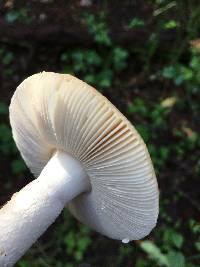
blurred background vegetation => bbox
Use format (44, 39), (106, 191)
(0, 0), (200, 266)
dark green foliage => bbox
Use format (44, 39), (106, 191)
(60, 12), (129, 90)
(5, 8), (32, 24)
(0, 123), (17, 155)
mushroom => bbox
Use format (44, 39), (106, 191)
(0, 72), (159, 267)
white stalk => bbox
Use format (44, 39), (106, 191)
(0, 151), (90, 267)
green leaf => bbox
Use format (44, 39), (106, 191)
(2, 51), (14, 65)
(140, 241), (169, 267)
(172, 234), (184, 249)
(5, 12), (19, 23)
(64, 232), (76, 254)
(11, 159), (26, 174)
(127, 98), (148, 116)
(167, 251), (185, 267)
(159, 147), (170, 161)
(60, 53), (69, 62)
(190, 56), (200, 69)
(195, 241), (200, 251)
(85, 50), (102, 66)
(84, 74), (96, 84)
(85, 13), (111, 46)
(128, 17), (145, 28)
(5, 8), (32, 24)
(112, 47), (128, 72)
(163, 228), (184, 249)
(0, 102), (8, 115)
(189, 219), (200, 234)
(162, 66), (176, 79)
(18, 260), (30, 267)
(0, 124), (16, 155)
(77, 236), (91, 251)
(181, 66), (193, 81)
(174, 75), (184, 85)
(97, 69), (113, 88)
(135, 125), (150, 143)
(164, 20), (178, 29)
(74, 250), (83, 261)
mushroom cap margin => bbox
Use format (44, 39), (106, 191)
(9, 72), (159, 240)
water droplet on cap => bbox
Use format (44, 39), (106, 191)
(122, 238), (129, 244)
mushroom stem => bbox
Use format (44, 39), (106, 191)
(0, 151), (90, 267)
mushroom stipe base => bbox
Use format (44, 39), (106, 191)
(0, 151), (90, 267)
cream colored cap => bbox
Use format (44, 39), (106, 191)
(9, 72), (159, 241)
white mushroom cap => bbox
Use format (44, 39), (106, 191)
(10, 72), (159, 241)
